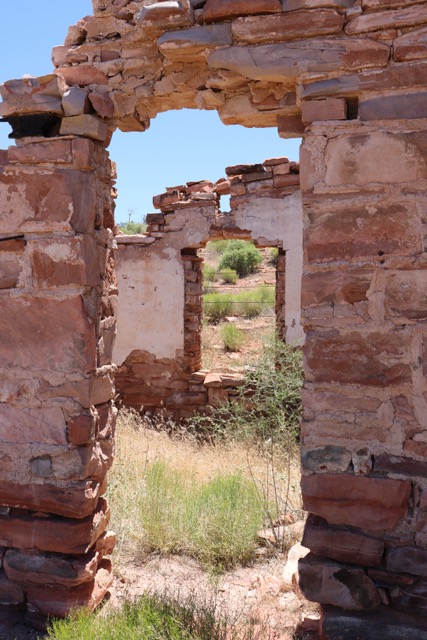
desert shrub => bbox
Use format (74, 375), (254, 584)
(221, 323), (245, 351)
(218, 241), (262, 278)
(120, 221), (147, 235)
(204, 292), (233, 322)
(219, 268), (238, 284)
(268, 247), (279, 264)
(234, 290), (263, 319)
(47, 592), (273, 640)
(189, 338), (303, 451)
(139, 462), (264, 569)
(205, 239), (230, 257)
(203, 263), (217, 292)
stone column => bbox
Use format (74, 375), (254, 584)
(0, 135), (116, 626)
(299, 119), (427, 637)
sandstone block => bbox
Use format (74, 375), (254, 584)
(0, 571), (24, 606)
(302, 515), (384, 566)
(301, 474), (411, 532)
(385, 271), (427, 320)
(208, 39), (389, 83)
(68, 413), (95, 447)
(359, 92), (427, 121)
(347, 5), (427, 35)
(62, 87), (91, 117)
(302, 268), (371, 307)
(60, 114), (110, 143)
(0, 499), (109, 553)
(0, 74), (66, 117)
(301, 98), (347, 124)
(88, 91), (115, 118)
(284, 0), (354, 7)
(26, 559), (112, 618)
(0, 479), (102, 520)
(136, 1), (193, 31)
(8, 139), (74, 165)
(0, 258), (21, 289)
(301, 446), (352, 474)
(4, 549), (99, 587)
(386, 546), (427, 578)
(0, 295), (96, 373)
(305, 329), (412, 386)
(298, 553), (381, 610)
(55, 66), (108, 87)
(362, 0), (426, 8)
(203, 0), (281, 23)
(158, 24), (232, 61)
(0, 406), (67, 446)
(305, 200), (423, 261)
(31, 236), (100, 289)
(278, 115), (305, 138)
(232, 10), (344, 44)
(394, 26), (427, 62)
(0, 168), (96, 234)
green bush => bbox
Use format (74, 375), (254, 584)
(47, 592), (272, 640)
(221, 323), (245, 351)
(203, 263), (217, 292)
(120, 221), (147, 235)
(204, 292), (233, 322)
(219, 268), (238, 284)
(139, 462), (264, 569)
(268, 247), (279, 264)
(218, 241), (262, 278)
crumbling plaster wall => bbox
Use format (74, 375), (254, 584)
(1, 0), (427, 635)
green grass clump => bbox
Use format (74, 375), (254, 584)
(218, 241), (263, 278)
(204, 292), (233, 322)
(221, 323), (245, 351)
(139, 462), (263, 569)
(47, 592), (272, 640)
(203, 263), (218, 292)
(219, 268), (238, 284)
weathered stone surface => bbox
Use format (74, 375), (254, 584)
(0, 499), (109, 553)
(0, 406), (67, 445)
(0, 296), (96, 373)
(278, 114), (305, 137)
(0, 74), (66, 117)
(62, 87), (90, 117)
(0, 169), (96, 234)
(88, 91), (115, 118)
(374, 454), (427, 478)
(8, 139), (73, 165)
(347, 5), (427, 36)
(0, 480), (102, 520)
(208, 39), (389, 82)
(302, 515), (384, 566)
(394, 26), (427, 62)
(302, 269), (371, 307)
(301, 475), (411, 531)
(4, 549), (99, 587)
(301, 98), (347, 124)
(385, 271), (427, 320)
(0, 571), (24, 606)
(60, 114), (110, 142)
(392, 580), (427, 614)
(305, 329), (412, 386)
(203, 0), (282, 23)
(321, 605), (427, 640)
(305, 201), (423, 261)
(68, 413), (96, 446)
(232, 10), (344, 44)
(31, 236), (100, 289)
(0, 258), (21, 289)
(158, 24), (232, 60)
(26, 559), (112, 617)
(301, 446), (351, 473)
(135, 1), (193, 31)
(386, 546), (427, 578)
(359, 92), (427, 121)
(299, 553), (381, 610)
(284, 0), (354, 7)
(55, 66), (108, 86)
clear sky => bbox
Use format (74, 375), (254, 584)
(0, 1), (301, 223)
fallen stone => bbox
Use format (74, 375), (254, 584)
(301, 474), (411, 532)
(60, 114), (110, 142)
(232, 10), (344, 44)
(203, 0), (282, 23)
(298, 553), (381, 610)
(302, 515), (384, 566)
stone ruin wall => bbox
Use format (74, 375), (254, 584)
(113, 156), (303, 418)
(0, 0), (427, 636)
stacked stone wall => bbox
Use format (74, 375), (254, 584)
(114, 157), (301, 418)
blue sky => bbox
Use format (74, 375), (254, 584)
(0, 1), (300, 223)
